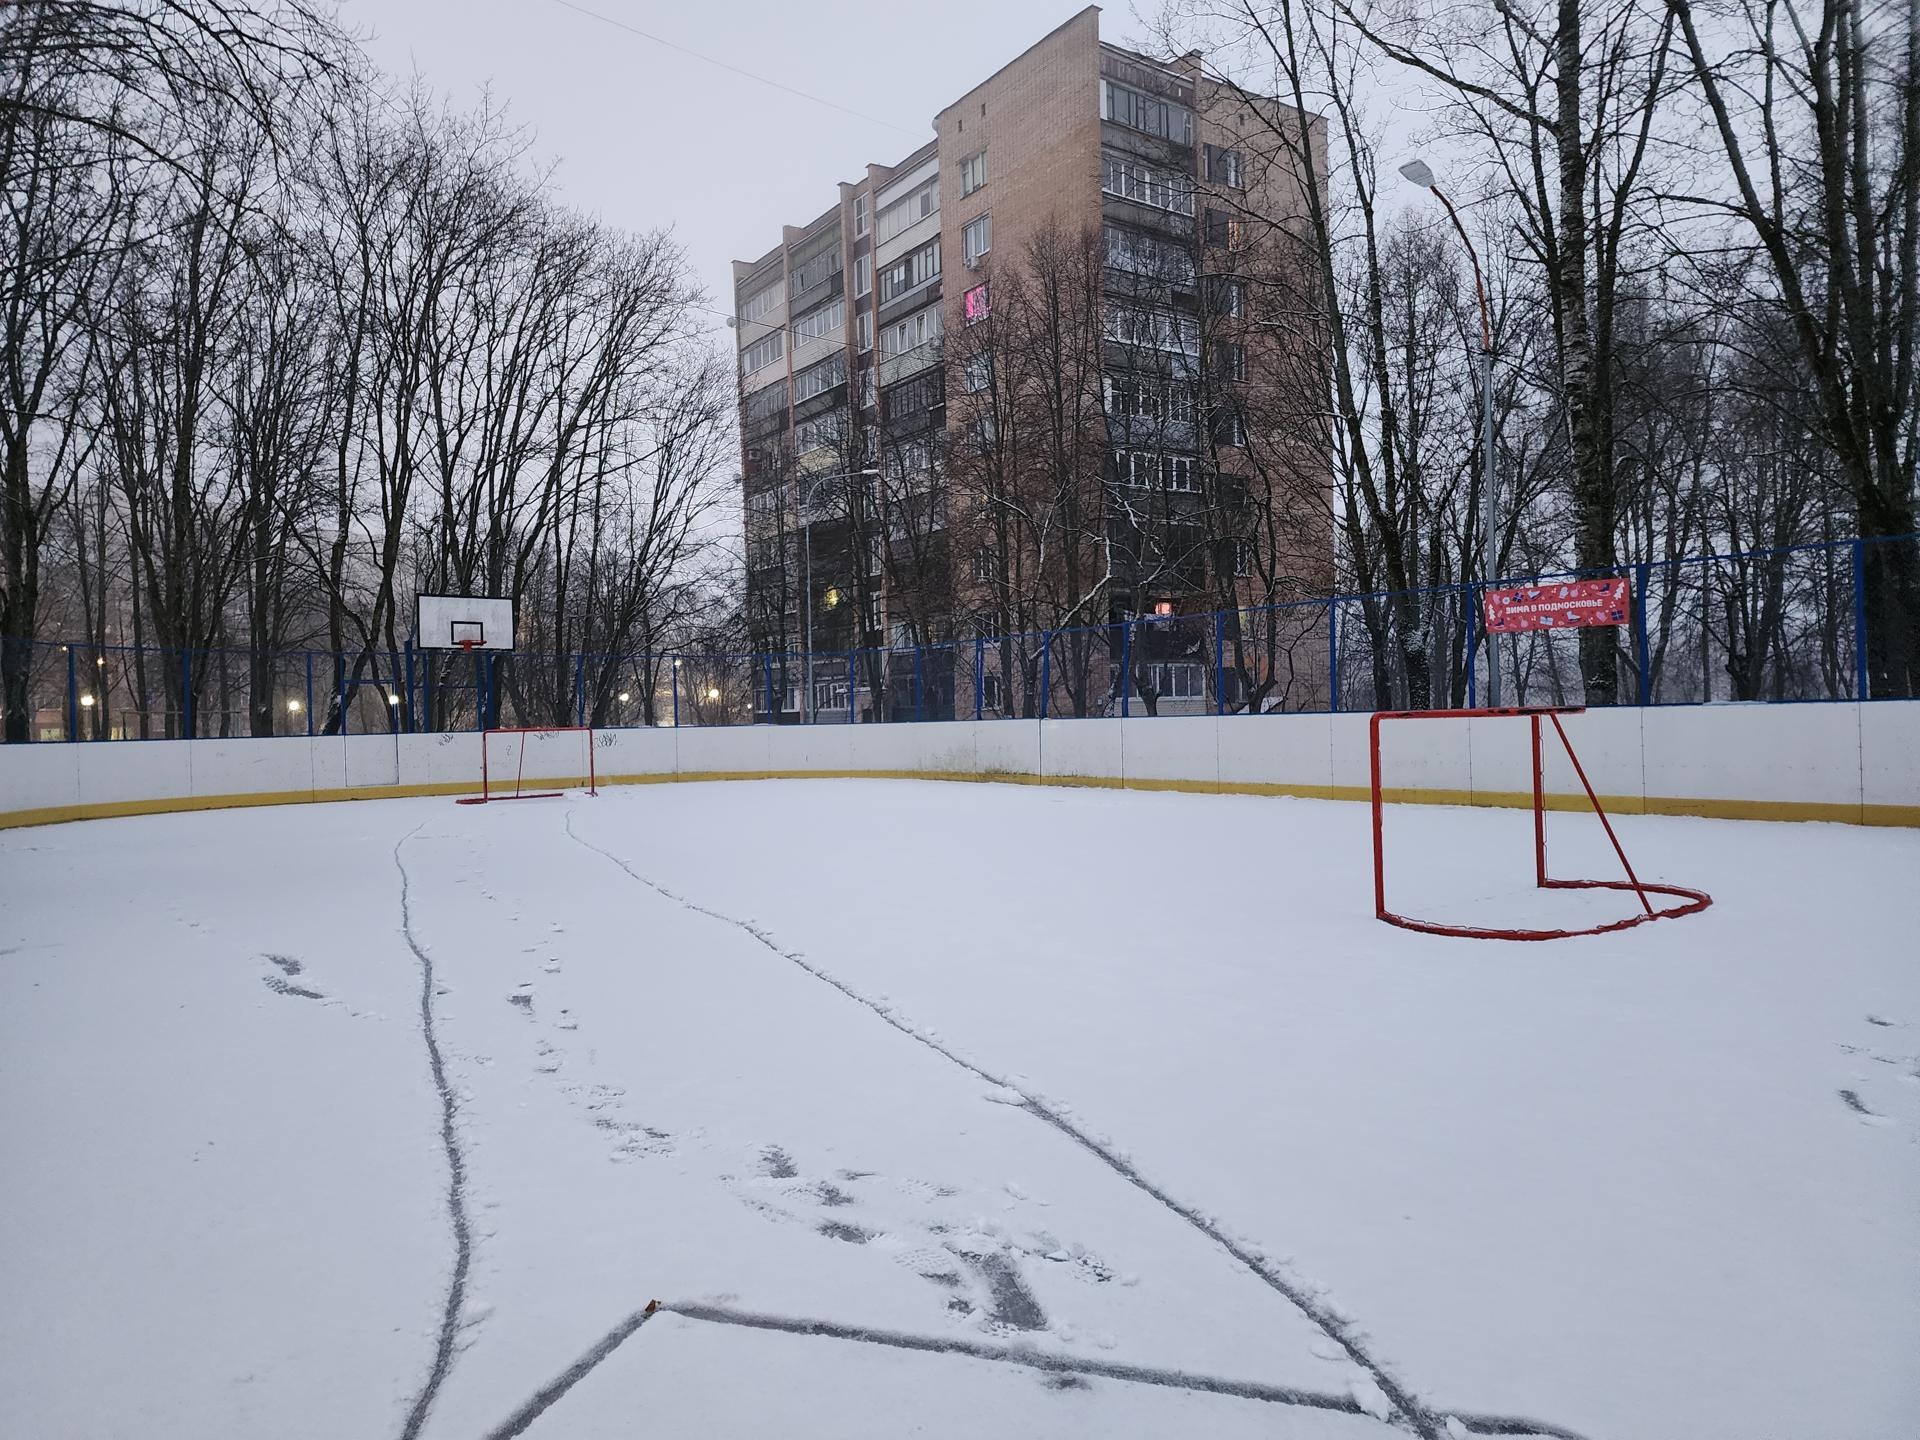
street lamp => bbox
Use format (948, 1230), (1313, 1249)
(799, 466), (880, 723)
(1400, 158), (1502, 705)
(287, 698), (302, 715)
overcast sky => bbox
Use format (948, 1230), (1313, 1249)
(349, 0), (1153, 340)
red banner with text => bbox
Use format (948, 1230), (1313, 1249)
(1482, 578), (1631, 634)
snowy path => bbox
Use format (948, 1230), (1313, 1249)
(3, 779), (1916, 1438)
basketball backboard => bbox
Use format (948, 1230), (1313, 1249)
(416, 594), (515, 651)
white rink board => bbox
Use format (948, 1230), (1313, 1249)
(2, 702), (1916, 827)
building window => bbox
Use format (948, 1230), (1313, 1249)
(981, 672), (1004, 710)
(1219, 341), (1246, 381)
(963, 213), (991, 265)
(879, 303), (943, 358)
(854, 253), (872, 297)
(793, 414), (841, 453)
(1101, 79), (1193, 144)
(859, 366), (876, 409)
(1104, 223), (1195, 284)
(959, 151), (987, 197)
(1115, 450), (1199, 492)
(964, 282), (990, 323)
(740, 281), (783, 323)
(790, 243), (842, 294)
(741, 330), (783, 375)
(879, 240), (941, 304)
(1210, 276), (1245, 317)
(876, 178), (939, 243)
(1105, 376), (1195, 425)
(1140, 662), (1204, 700)
(1101, 153), (1196, 216)
(1205, 209), (1231, 247)
(744, 379), (788, 423)
(1104, 305), (1199, 356)
(972, 546), (996, 581)
(964, 353), (992, 393)
(856, 310), (872, 352)
(854, 193), (870, 236)
(790, 298), (845, 345)
(794, 353), (846, 403)
(1212, 404), (1246, 446)
(1206, 145), (1244, 189)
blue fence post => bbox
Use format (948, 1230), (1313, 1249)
(1118, 619), (1132, 718)
(183, 649), (194, 739)
(1464, 584), (1478, 709)
(846, 653), (856, 724)
(337, 656), (348, 737)
(66, 645), (78, 741)
(1852, 539), (1869, 700)
(761, 655), (773, 723)
(304, 653), (314, 736)
(671, 658), (680, 728)
(573, 653), (586, 727)
(914, 645), (924, 721)
(481, 654), (494, 729)
(1634, 564), (1651, 705)
(1039, 633), (1052, 719)
(404, 640), (416, 733)
(974, 636), (985, 719)
(1326, 600), (1339, 714)
(1214, 611), (1226, 716)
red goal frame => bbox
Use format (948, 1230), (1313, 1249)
(1369, 706), (1711, 940)
(456, 726), (598, 805)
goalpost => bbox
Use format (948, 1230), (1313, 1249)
(1369, 706), (1711, 940)
(457, 726), (599, 805)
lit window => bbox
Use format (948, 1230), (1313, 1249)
(959, 151), (987, 196)
(964, 282), (990, 323)
(963, 213), (991, 264)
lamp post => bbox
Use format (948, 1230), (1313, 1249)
(800, 466), (879, 722)
(1400, 159), (1501, 706)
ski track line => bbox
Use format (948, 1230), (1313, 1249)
(561, 809), (1569, 1440)
(481, 1298), (1587, 1440)
(394, 824), (475, 1440)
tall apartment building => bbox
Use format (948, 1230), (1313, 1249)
(734, 5), (1330, 722)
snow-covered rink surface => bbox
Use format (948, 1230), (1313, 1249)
(4, 778), (1917, 1440)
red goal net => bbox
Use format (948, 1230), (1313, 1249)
(1369, 707), (1710, 940)
(456, 726), (599, 805)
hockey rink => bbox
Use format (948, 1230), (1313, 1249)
(2, 779), (1916, 1439)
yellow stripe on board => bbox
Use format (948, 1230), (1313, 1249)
(3, 767), (1915, 831)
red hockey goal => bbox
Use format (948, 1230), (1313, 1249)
(1369, 706), (1710, 940)
(456, 726), (599, 805)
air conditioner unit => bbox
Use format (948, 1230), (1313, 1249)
(963, 254), (981, 271)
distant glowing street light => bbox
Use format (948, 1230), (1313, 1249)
(704, 686), (720, 701)
(287, 699), (303, 714)
(386, 691), (400, 707)
(79, 693), (95, 708)
(618, 691), (631, 703)
(95, 656), (105, 666)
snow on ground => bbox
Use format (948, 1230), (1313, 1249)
(2, 777), (1916, 1439)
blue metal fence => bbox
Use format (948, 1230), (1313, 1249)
(7, 534), (1915, 742)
